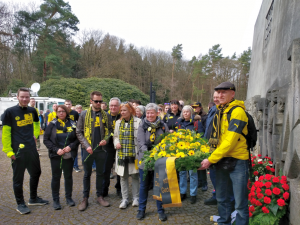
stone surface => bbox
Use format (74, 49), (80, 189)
(247, 1), (300, 224)
(0, 131), (218, 224)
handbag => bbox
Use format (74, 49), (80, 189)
(215, 157), (238, 171)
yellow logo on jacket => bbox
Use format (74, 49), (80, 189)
(70, 115), (74, 121)
(94, 116), (100, 127)
(17, 113), (33, 127)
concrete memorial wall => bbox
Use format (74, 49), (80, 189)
(246, 0), (300, 223)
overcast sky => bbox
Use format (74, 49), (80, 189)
(4, 0), (262, 59)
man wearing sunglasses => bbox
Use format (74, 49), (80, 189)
(76, 91), (113, 211)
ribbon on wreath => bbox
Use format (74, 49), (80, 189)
(153, 157), (182, 208)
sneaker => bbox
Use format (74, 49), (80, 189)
(28, 197), (49, 205)
(204, 197), (217, 205)
(190, 196), (197, 204)
(136, 210), (145, 220)
(158, 212), (167, 221)
(180, 194), (186, 201)
(119, 199), (129, 209)
(66, 198), (75, 207)
(74, 167), (81, 172)
(132, 198), (139, 207)
(53, 200), (61, 210)
(110, 173), (114, 179)
(16, 204), (31, 214)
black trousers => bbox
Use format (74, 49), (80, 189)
(82, 149), (107, 198)
(103, 149), (121, 195)
(12, 150), (41, 205)
(198, 169), (208, 186)
(50, 156), (74, 200)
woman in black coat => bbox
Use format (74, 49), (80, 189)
(43, 105), (79, 210)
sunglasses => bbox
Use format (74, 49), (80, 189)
(92, 100), (103, 104)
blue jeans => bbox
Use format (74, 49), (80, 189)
(138, 169), (164, 213)
(216, 159), (249, 225)
(179, 170), (198, 196)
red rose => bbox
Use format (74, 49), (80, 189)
(266, 166), (270, 170)
(256, 187), (262, 193)
(277, 199), (285, 207)
(254, 181), (264, 188)
(257, 193), (264, 199)
(258, 154), (262, 157)
(249, 205), (255, 212)
(251, 159), (254, 163)
(249, 212), (253, 217)
(256, 200), (262, 206)
(252, 164), (256, 167)
(251, 186), (256, 192)
(253, 171), (259, 176)
(264, 196), (271, 204)
(265, 189), (272, 196)
(273, 187), (281, 195)
(269, 161), (273, 165)
(281, 176), (287, 181)
(264, 182), (272, 188)
(270, 168), (275, 173)
(262, 206), (269, 213)
(258, 176), (264, 181)
(272, 177), (280, 183)
(250, 198), (257, 206)
(258, 161), (263, 165)
(265, 174), (272, 180)
(282, 183), (289, 191)
(283, 192), (289, 200)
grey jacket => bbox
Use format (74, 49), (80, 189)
(76, 109), (113, 150)
(137, 119), (169, 169)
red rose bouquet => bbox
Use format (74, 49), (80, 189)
(248, 174), (290, 225)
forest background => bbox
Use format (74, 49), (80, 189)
(0, 0), (251, 107)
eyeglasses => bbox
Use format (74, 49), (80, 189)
(57, 111), (66, 113)
(92, 100), (103, 104)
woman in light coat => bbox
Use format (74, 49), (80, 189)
(113, 102), (141, 209)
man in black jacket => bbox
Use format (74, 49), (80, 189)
(76, 91), (113, 211)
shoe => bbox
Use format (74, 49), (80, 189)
(116, 189), (122, 198)
(190, 196), (197, 204)
(204, 197), (217, 205)
(28, 197), (49, 205)
(66, 198), (75, 207)
(53, 200), (61, 210)
(132, 198), (139, 207)
(97, 196), (110, 207)
(180, 194), (186, 201)
(202, 184), (208, 191)
(119, 199), (129, 209)
(74, 167), (81, 172)
(78, 198), (88, 211)
(16, 204), (31, 214)
(136, 210), (145, 220)
(92, 167), (96, 171)
(158, 212), (167, 221)
(110, 173), (114, 179)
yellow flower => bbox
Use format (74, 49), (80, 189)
(188, 150), (195, 156)
(190, 143), (196, 148)
(139, 161), (142, 165)
(201, 145), (209, 153)
(150, 153), (155, 158)
(161, 139), (166, 143)
(166, 154), (171, 157)
(169, 145), (175, 151)
(171, 153), (175, 156)
(196, 133), (201, 138)
(195, 142), (201, 146)
(190, 137), (194, 141)
(19, 144), (25, 149)
(170, 137), (177, 143)
(67, 127), (73, 132)
(158, 151), (166, 157)
(177, 141), (186, 150)
(176, 152), (185, 158)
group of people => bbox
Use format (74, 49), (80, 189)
(2, 81), (250, 225)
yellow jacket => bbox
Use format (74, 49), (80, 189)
(208, 100), (249, 164)
(48, 111), (57, 123)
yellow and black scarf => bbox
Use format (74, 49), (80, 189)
(209, 99), (234, 152)
(118, 117), (135, 166)
(84, 107), (109, 145)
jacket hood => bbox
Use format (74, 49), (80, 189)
(219, 100), (245, 113)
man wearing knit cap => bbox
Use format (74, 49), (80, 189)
(199, 81), (249, 225)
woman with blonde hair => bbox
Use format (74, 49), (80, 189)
(113, 102), (141, 209)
